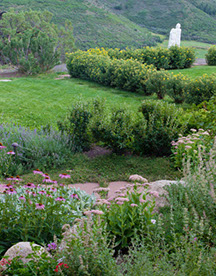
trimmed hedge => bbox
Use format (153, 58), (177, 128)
(67, 50), (156, 94)
(107, 46), (195, 69)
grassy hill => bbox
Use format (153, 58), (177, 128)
(0, 0), (161, 50)
(0, 0), (215, 49)
(103, 0), (216, 44)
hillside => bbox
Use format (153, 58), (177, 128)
(0, 0), (160, 50)
(102, 0), (216, 43)
(0, 0), (215, 50)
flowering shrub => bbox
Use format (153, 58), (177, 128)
(145, 70), (170, 99)
(0, 123), (74, 177)
(107, 46), (195, 69)
(171, 129), (212, 168)
(185, 74), (216, 105)
(206, 45), (216, 66)
(0, 170), (95, 253)
(67, 50), (156, 94)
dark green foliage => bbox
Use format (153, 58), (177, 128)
(0, 9), (75, 74)
(57, 101), (93, 152)
(139, 100), (188, 156)
(206, 45), (216, 65)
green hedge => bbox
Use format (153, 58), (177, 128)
(67, 50), (156, 94)
(107, 46), (195, 69)
(206, 46), (216, 66)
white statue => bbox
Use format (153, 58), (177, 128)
(168, 23), (181, 48)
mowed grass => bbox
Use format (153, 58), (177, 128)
(20, 153), (182, 185)
(159, 40), (212, 59)
(0, 75), (149, 128)
(1, 65), (215, 128)
(169, 65), (216, 78)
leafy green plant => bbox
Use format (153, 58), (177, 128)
(98, 183), (156, 250)
(0, 176), (95, 253)
(167, 72), (189, 104)
(139, 100), (188, 156)
(206, 45), (216, 65)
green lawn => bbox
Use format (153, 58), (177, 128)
(0, 65), (215, 128)
(0, 75), (150, 128)
(169, 65), (216, 78)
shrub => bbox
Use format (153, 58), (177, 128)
(145, 70), (170, 99)
(167, 72), (189, 104)
(57, 101), (93, 152)
(0, 124), (73, 177)
(206, 45), (216, 65)
(185, 74), (216, 105)
(139, 100), (188, 156)
(0, 9), (75, 74)
(92, 108), (140, 154)
(107, 46), (195, 69)
(67, 50), (156, 94)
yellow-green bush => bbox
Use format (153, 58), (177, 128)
(107, 46), (195, 69)
(185, 74), (216, 105)
(67, 50), (156, 94)
(206, 46), (216, 66)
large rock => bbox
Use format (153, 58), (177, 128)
(148, 180), (185, 208)
(2, 242), (47, 264)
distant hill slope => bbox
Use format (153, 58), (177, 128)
(101, 0), (216, 44)
(0, 0), (160, 50)
(0, 0), (215, 50)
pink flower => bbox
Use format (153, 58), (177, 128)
(19, 196), (26, 201)
(185, 145), (192, 149)
(43, 177), (53, 183)
(0, 142), (6, 149)
(6, 176), (22, 181)
(116, 201), (123, 205)
(151, 219), (156, 224)
(59, 173), (71, 179)
(91, 210), (104, 215)
(49, 187), (57, 192)
(4, 184), (13, 189)
(140, 198), (146, 203)
(7, 151), (15, 155)
(24, 183), (36, 188)
(33, 169), (43, 175)
(59, 183), (65, 187)
(38, 190), (46, 195)
(36, 203), (45, 210)
(6, 188), (17, 195)
(174, 152), (178, 155)
(55, 196), (66, 202)
(70, 193), (79, 199)
(42, 173), (50, 178)
(131, 203), (138, 207)
(25, 190), (32, 195)
(149, 191), (159, 198)
(46, 193), (53, 198)
(115, 197), (129, 202)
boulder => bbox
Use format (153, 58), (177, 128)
(2, 242), (47, 264)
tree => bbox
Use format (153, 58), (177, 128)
(0, 9), (75, 74)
